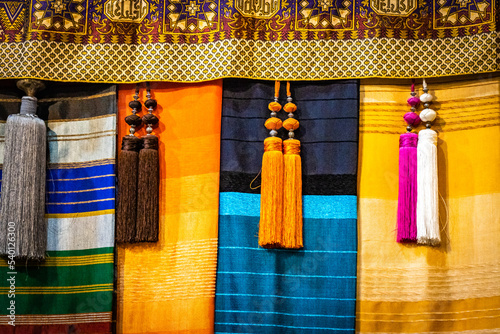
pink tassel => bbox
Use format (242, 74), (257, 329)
(397, 132), (418, 243)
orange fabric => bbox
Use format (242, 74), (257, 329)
(116, 81), (222, 334)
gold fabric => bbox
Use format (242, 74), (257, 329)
(357, 75), (500, 333)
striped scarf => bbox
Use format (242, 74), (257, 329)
(357, 75), (500, 332)
(0, 84), (116, 333)
(215, 79), (359, 333)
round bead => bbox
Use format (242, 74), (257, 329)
(125, 114), (142, 127)
(403, 112), (421, 126)
(270, 130), (278, 137)
(420, 93), (433, 103)
(144, 98), (157, 109)
(129, 100), (141, 111)
(268, 102), (282, 112)
(420, 108), (437, 122)
(264, 117), (283, 130)
(407, 96), (420, 107)
(406, 125), (413, 132)
(283, 102), (297, 113)
(288, 131), (295, 138)
(142, 113), (159, 125)
(283, 118), (299, 131)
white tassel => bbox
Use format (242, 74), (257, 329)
(416, 129), (440, 245)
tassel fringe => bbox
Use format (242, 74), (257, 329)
(397, 132), (418, 243)
(416, 129), (440, 245)
(259, 136), (284, 248)
(116, 135), (142, 243)
(282, 139), (303, 249)
(0, 97), (47, 261)
(136, 134), (160, 242)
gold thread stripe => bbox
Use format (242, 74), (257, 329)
(0, 312), (112, 325)
(357, 314), (500, 322)
(359, 117), (500, 130)
(38, 91), (116, 103)
(47, 133), (116, 142)
(46, 174), (115, 181)
(0, 283), (112, 290)
(360, 94), (499, 106)
(0, 254), (113, 267)
(360, 103), (500, 113)
(48, 158), (115, 169)
(0, 98), (21, 103)
(0, 114), (116, 124)
(47, 114), (116, 123)
(47, 186), (115, 194)
(46, 198), (115, 205)
(47, 129), (116, 138)
(360, 122), (500, 134)
(0, 284), (113, 295)
(360, 109), (500, 117)
(45, 209), (115, 218)
(358, 308), (500, 316)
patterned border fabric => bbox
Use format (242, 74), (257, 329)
(0, 0), (497, 82)
(0, 84), (116, 333)
(215, 79), (359, 333)
(357, 75), (500, 333)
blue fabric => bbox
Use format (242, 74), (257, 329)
(215, 79), (359, 333)
(0, 164), (115, 214)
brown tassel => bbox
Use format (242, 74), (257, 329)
(135, 84), (159, 242)
(116, 135), (142, 243)
(281, 82), (303, 249)
(258, 81), (284, 248)
(116, 88), (142, 243)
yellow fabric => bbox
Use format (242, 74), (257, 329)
(357, 76), (500, 333)
(116, 81), (222, 334)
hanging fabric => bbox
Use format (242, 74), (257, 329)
(416, 79), (440, 245)
(0, 83), (116, 333)
(357, 74), (500, 334)
(0, 79), (47, 261)
(116, 84), (142, 243)
(397, 81), (420, 243)
(216, 79), (359, 333)
(136, 82), (160, 242)
(116, 82), (222, 334)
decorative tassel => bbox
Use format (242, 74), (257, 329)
(417, 79), (440, 245)
(281, 82), (303, 249)
(259, 81), (284, 248)
(397, 81), (420, 243)
(0, 79), (47, 261)
(136, 83), (159, 242)
(116, 86), (142, 243)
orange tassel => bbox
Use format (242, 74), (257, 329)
(282, 139), (303, 249)
(259, 94), (284, 248)
(282, 96), (303, 248)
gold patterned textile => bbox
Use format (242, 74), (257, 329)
(357, 74), (500, 333)
(0, 0), (497, 82)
